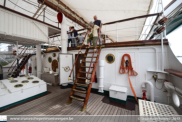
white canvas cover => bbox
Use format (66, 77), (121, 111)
(54, 0), (153, 42)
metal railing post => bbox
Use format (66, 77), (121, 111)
(160, 0), (166, 38)
(4, 0), (6, 7)
(161, 33), (164, 71)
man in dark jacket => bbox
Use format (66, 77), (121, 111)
(71, 26), (79, 47)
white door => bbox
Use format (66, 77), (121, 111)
(59, 54), (73, 84)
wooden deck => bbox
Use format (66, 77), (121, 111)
(0, 85), (139, 115)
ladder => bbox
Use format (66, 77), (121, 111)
(66, 29), (102, 111)
(11, 54), (32, 78)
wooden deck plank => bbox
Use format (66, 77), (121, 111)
(89, 97), (104, 115)
(135, 104), (139, 115)
(93, 102), (105, 115)
(76, 94), (103, 121)
(108, 106), (117, 122)
(20, 90), (70, 115)
(63, 93), (96, 115)
(35, 91), (70, 115)
(45, 96), (76, 115)
(72, 93), (99, 116)
(131, 110), (136, 122)
(0, 85), (138, 120)
(86, 96), (104, 115)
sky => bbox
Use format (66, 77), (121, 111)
(0, 0), (181, 57)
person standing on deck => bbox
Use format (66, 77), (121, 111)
(87, 22), (100, 52)
(93, 15), (102, 45)
(71, 26), (79, 47)
(67, 27), (72, 47)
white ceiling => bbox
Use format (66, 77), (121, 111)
(59, 0), (153, 42)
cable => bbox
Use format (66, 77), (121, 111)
(155, 79), (164, 90)
(9, 0), (36, 14)
(9, 0), (58, 23)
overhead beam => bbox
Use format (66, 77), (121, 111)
(33, 3), (44, 18)
(38, 0), (88, 28)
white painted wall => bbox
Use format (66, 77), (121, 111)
(0, 8), (48, 43)
(30, 45), (170, 104)
(167, 46), (182, 114)
(67, 45), (169, 104)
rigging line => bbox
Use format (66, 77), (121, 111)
(13, 0), (20, 10)
(45, 16), (58, 23)
(22, 0), (39, 7)
(139, 0), (159, 40)
(33, 6), (57, 17)
(9, 0), (58, 23)
(24, 0), (54, 16)
(8, 0), (35, 14)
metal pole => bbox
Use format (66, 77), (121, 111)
(43, 8), (45, 22)
(4, 0), (6, 7)
(161, 33), (164, 71)
(16, 41), (19, 77)
(160, 0), (166, 38)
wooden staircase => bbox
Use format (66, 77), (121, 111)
(66, 46), (102, 111)
(11, 54), (32, 78)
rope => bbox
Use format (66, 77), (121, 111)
(119, 54), (138, 102)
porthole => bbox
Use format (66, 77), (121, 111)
(105, 54), (115, 64)
(53, 53), (56, 57)
(14, 84), (23, 88)
(10, 80), (18, 83)
(48, 57), (52, 63)
(22, 80), (29, 83)
(32, 81), (39, 83)
(27, 77), (34, 80)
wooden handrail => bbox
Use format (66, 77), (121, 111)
(86, 35), (100, 82)
(103, 13), (162, 25)
(68, 31), (88, 80)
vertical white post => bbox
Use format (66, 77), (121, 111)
(98, 60), (105, 94)
(36, 44), (42, 78)
(61, 14), (68, 53)
(116, 23), (118, 42)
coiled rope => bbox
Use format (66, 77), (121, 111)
(119, 54), (138, 102)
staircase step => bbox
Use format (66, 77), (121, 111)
(70, 95), (85, 102)
(73, 87), (87, 94)
(77, 77), (91, 80)
(81, 66), (94, 68)
(75, 82), (89, 87)
(87, 52), (98, 53)
(77, 80), (87, 84)
(79, 71), (92, 74)
(84, 56), (97, 58)
(82, 61), (96, 63)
